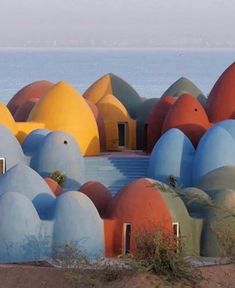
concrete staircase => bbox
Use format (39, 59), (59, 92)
(84, 156), (150, 195)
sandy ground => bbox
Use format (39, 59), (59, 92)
(0, 263), (234, 288)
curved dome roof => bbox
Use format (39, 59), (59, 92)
(53, 191), (104, 258)
(193, 126), (235, 185)
(7, 80), (54, 116)
(0, 125), (25, 170)
(206, 62), (235, 122)
(0, 163), (55, 218)
(83, 73), (142, 119)
(147, 128), (195, 187)
(0, 192), (41, 262)
(28, 81), (100, 156)
(0, 102), (17, 135)
(162, 93), (210, 146)
(161, 77), (206, 106)
(22, 128), (51, 154)
(31, 131), (84, 189)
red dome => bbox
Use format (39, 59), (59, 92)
(14, 98), (39, 122)
(106, 178), (173, 256)
(146, 96), (176, 153)
(7, 80), (54, 116)
(206, 62), (235, 122)
(162, 93), (210, 146)
(79, 181), (112, 217)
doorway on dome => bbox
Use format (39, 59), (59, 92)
(118, 122), (128, 149)
(0, 158), (6, 175)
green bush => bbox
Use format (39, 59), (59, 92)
(49, 170), (67, 187)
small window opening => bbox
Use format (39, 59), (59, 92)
(0, 158), (6, 175)
(64, 140), (68, 144)
(123, 223), (131, 255)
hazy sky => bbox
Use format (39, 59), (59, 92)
(0, 0), (235, 47)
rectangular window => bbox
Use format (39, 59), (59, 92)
(0, 158), (6, 175)
(123, 223), (131, 255)
(118, 122), (127, 147)
(173, 222), (180, 253)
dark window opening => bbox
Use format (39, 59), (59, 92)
(64, 140), (68, 144)
(0, 158), (6, 175)
(118, 123), (126, 147)
(124, 223), (131, 255)
(194, 108), (198, 112)
(143, 124), (148, 151)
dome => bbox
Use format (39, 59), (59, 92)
(0, 192), (41, 263)
(28, 81), (100, 156)
(206, 62), (235, 122)
(7, 80), (54, 116)
(0, 163), (55, 219)
(145, 96), (176, 153)
(31, 131), (85, 189)
(53, 191), (104, 258)
(106, 178), (194, 255)
(197, 166), (235, 194)
(83, 73), (142, 119)
(22, 128), (50, 154)
(0, 125), (25, 170)
(79, 181), (112, 217)
(161, 77), (206, 106)
(147, 128), (195, 187)
(162, 94), (210, 146)
(14, 98), (39, 122)
(193, 126), (235, 185)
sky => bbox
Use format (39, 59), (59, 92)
(0, 0), (235, 48)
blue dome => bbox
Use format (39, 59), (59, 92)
(147, 128), (195, 187)
(0, 125), (25, 170)
(193, 126), (235, 185)
(31, 131), (85, 189)
(22, 128), (50, 154)
(53, 191), (104, 258)
(0, 163), (55, 219)
(0, 192), (41, 263)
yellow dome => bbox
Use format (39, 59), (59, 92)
(28, 81), (100, 156)
(97, 94), (136, 151)
(84, 74), (112, 104)
(0, 102), (17, 135)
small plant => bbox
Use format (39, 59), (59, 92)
(49, 170), (67, 187)
(51, 241), (89, 268)
(131, 226), (201, 286)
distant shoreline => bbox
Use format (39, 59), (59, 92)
(0, 47), (235, 52)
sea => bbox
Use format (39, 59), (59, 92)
(0, 48), (234, 104)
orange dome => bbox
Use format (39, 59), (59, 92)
(162, 93), (210, 146)
(44, 177), (63, 197)
(206, 62), (235, 122)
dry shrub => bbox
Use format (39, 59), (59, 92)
(131, 226), (201, 286)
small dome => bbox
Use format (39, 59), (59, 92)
(0, 163), (55, 219)
(83, 73), (142, 119)
(7, 80), (54, 116)
(162, 93), (210, 146)
(193, 126), (235, 185)
(22, 128), (50, 154)
(0, 192), (41, 263)
(31, 131), (84, 189)
(161, 77), (206, 106)
(147, 128), (195, 187)
(44, 177), (63, 197)
(79, 181), (112, 217)
(0, 125), (25, 170)
(53, 191), (104, 258)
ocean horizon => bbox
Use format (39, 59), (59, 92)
(0, 48), (234, 104)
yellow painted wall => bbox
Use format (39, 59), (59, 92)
(96, 94), (136, 151)
(83, 74), (113, 104)
(28, 81), (100, 156)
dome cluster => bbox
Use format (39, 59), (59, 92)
(0, 62), (234, 262)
